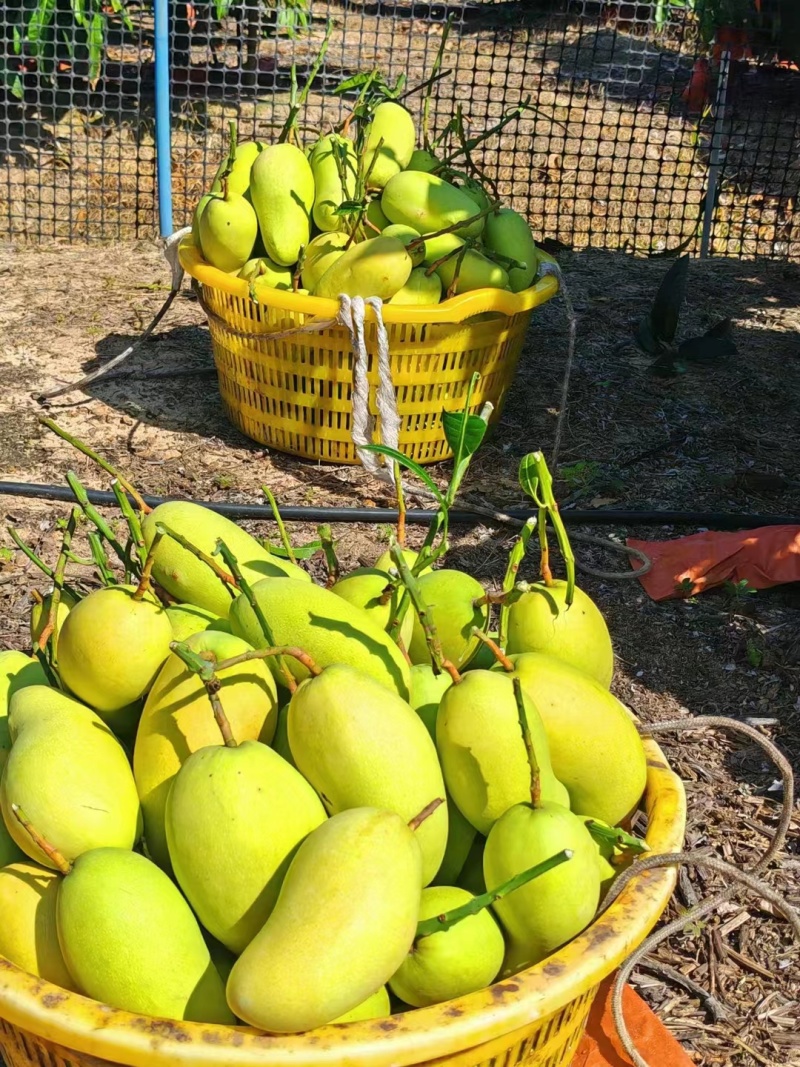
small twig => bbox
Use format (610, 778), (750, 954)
(416, 849), (572, 938)
(168, 642), (239, 748)
(10, 805), (72, 875)
(111, 479), (147, 569)
(66, 471), (129, 568)
(499, 517), (536, 647)
(471, 628), (514, 672)
(87, 531), (117, 586)
(156, 523), (237, 594)
(390, 542), (461, 683)
(39, 417), (150, 512)
(214, 539), (297, 692)
(513, 676), (541, 807)
(36, 508), (80, 655)
(394, 461), (406, 548)
(133, 530), (162, 601)
(408, 797), (444, 832)
(636, 959), (729, 1024)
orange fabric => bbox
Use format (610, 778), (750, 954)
(627, 525), (800, 602)
(573, 979), (694, 1067)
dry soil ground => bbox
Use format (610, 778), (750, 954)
(0, 241), (798, 1065)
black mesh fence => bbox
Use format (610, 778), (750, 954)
(1, 0), (798, 257)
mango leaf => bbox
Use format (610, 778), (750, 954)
(12, 25), (22, 54)
(333, 199), (363, 216)
(441, 409), (487, 460)
(634, 314), (661, 355)
(518, 452), (541, 500)
(215, 0), (232, 22)
(334, 71), (376, 95)
(264, 539), (322, 560)
(0, 63), (24, 99)
(70, 0), (86, 28)
(361, 444), (446, 507)
(86, 11), (104, 88)
(25, 0), (56, 55)
(650, 254), (689, 344)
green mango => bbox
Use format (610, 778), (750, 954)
(331, 567), (414, 648)
(313, 235), (412, 300)
(209, 140), (265, 198)
(58, 848), (234, 1022)
(309, 133), (358, 232)
(409, 662), (452, 740)
(363, 101), (416, 188)
(1, 686), (141, 868)
(432, 797), (477, 887)
(0, 862), (77, 990)
(457, 834), (486, 896)
(56, 585), (172, 736)
(423, 233), (508, 294)
(249, 143), (315, 266)
(460, 177), (491, 213)
(389, 266), (442, 306)
(229, 577), (411, 699)
(166, 740), (327, 954)
(381, 223), (425, 267)
(30, 589), (77, 658)
(287, 664), (447, 885)
(271, 701), (295, 767)
(382, 171), (484, 239)
(165, 603), (230, 642)
(0, 652), (49, 867)
(505, 653), (647, 827)
(365, 197), (390, 231)
(192, 193), (213, 249)
(484, 802), (600, 972)
(505, 579), (614, 687)
(239, 256), (293, 291)
(227, 808), (422, 1032)
(134, 629), (278, 873)
(389, 885), (504, 1006)
(333, 986), (391, 1023)
(141, 500), (310, 619)
(198, 189), (258, 273)
(484, 207), (539, 293)
(407, 149), (440, 173)
(436, 670), (569, 835)
(407, 569), (489, 670)
(300, 231), (350, 292)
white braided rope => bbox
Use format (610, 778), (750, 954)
(337, 294), (400, 484)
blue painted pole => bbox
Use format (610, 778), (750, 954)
(154, 0), (174, 237)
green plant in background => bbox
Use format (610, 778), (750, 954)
(655, 0), (761, 40)
(2, 0), (132, 98)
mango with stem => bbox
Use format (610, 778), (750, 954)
(0, 861), (77, 990)
(382, 171), (485, 239)
(313, 236), (412, 301)
(249, 142), (315, 266)
(309, 133), (358, 232)
(407, 569), (489, 670)
(362, 101), (417, 188)
(331, 568), (413, 647)
(165, 659), (326, 954)
(484, 207), (539, 293)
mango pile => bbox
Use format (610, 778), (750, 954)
(0, 442), (652, 1035)
(190, 100), (550, 305)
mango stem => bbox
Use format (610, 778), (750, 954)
(201, 645), (322, 679)
(169, 643), (239, 747)
(530, 452), (575, 605)
(110, 479), (147, 568)
(37, 506), (81, 655)
(408, 797), (444, 832)
(38, 416), (150, 513)
(471, 628), (514, 672)
(394, 461), (406, 548)
(513, 677), (541, 808)
(67, 471), (129, 570)
(390, 542), (461, 684)
(585, 820), (649, 856)
(415, 849), (573, 939)
(10, 806), (72, 876)
(132, 530), (161, 601)
(155, 523), (237, 596)
(407, 198), (501, 253)
(262, 486), (296, 565)
(317, 525), (339, 588)
(498, 517), (536, 648)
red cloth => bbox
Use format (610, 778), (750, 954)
(573, 979), (694, 1067)
(627, 525), (800, 602)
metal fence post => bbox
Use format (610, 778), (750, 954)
(154, 0), (174, 237)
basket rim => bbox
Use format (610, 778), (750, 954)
(0, 736), (686, 1067)
(178, 240), (559, 325)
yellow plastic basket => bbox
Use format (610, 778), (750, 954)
(0, 736), (685, 1067)
(179, 240), (559, 465)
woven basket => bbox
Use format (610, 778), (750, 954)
(179, 240), (559, 465)
(0, 736), (685, 1067)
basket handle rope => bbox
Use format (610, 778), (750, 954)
(337, 294), (401, 484)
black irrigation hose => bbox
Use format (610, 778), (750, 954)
(1, 481), (798, 530)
